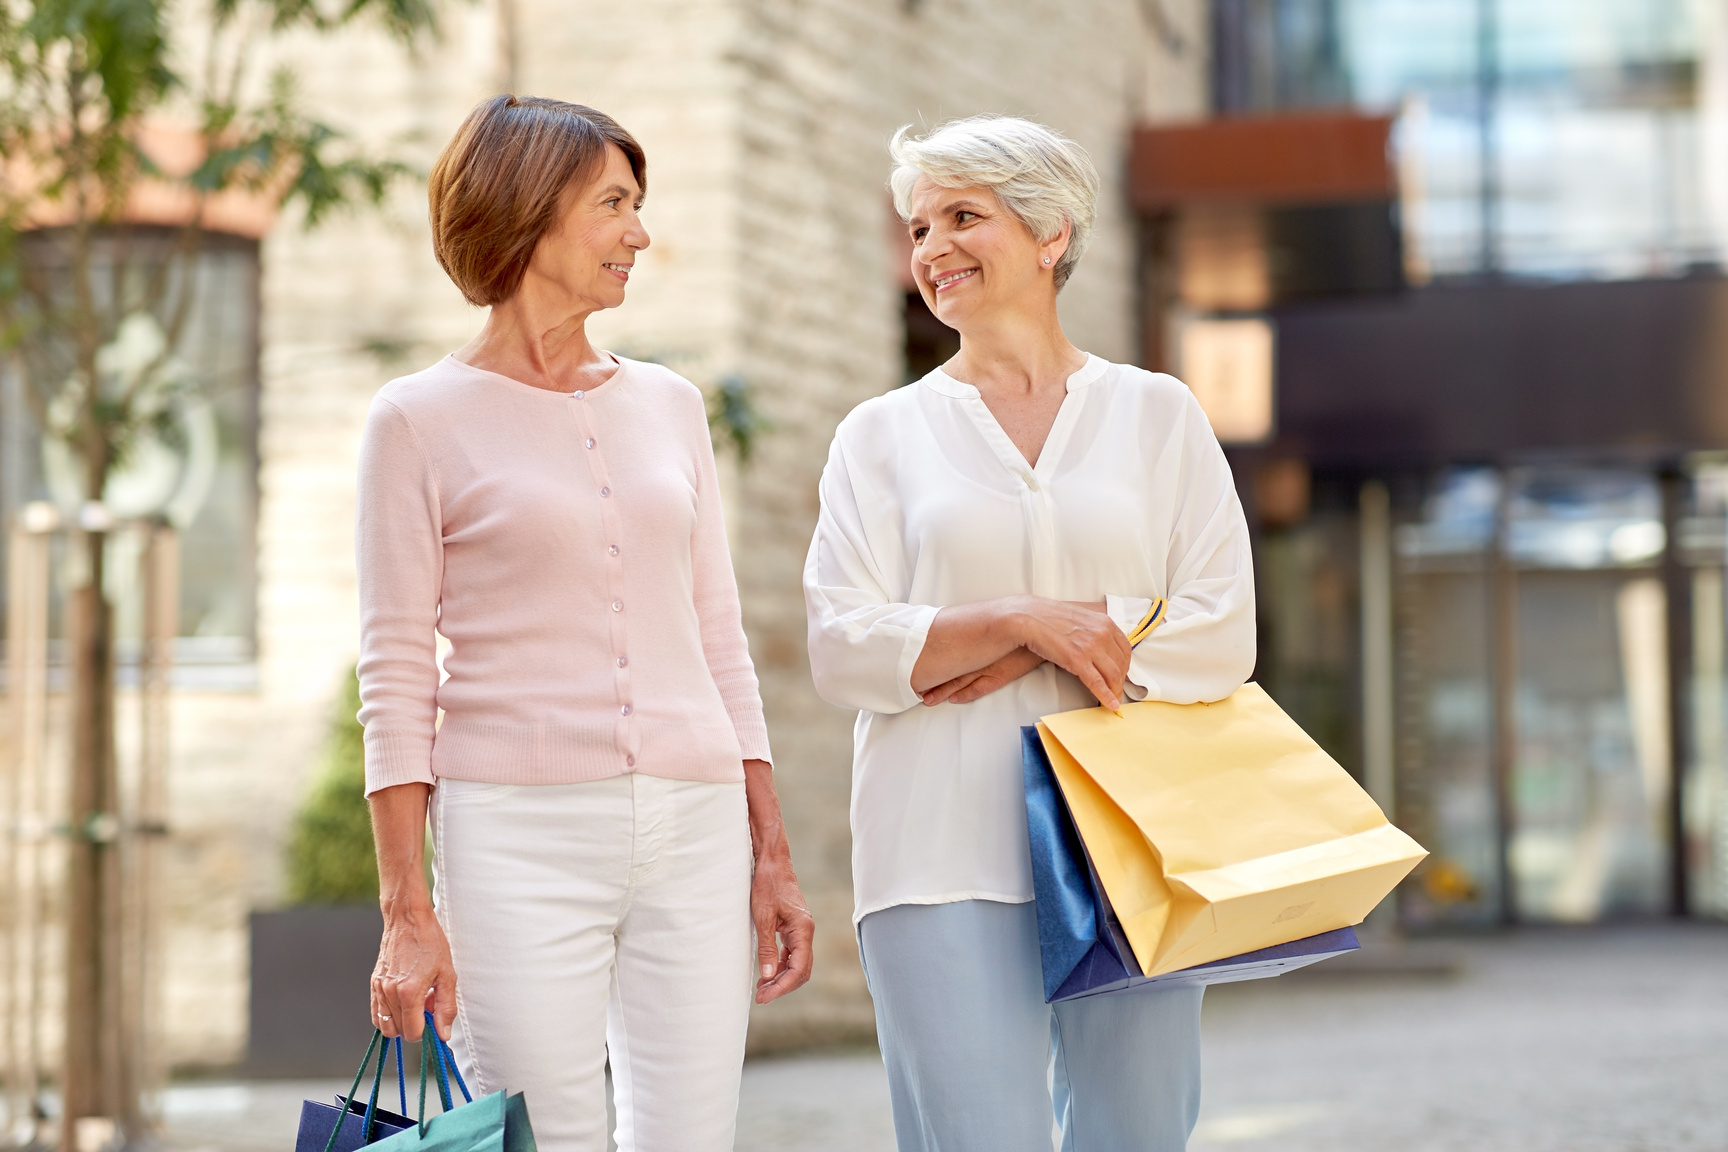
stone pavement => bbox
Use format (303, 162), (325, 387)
(160, 922), (1728, 1151)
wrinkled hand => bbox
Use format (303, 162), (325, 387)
(370, 902), (457, 1043)
(921, 647), (1045, 706)
(1013, 597), (1130, 710)
(752, 850), (814, 1004)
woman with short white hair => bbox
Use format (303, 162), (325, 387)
(804, 116), (1256, 1150)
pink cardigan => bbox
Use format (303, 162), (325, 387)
(355, 354), (772, 795)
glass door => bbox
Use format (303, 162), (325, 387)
(1394, 466), (1679, 925)
(1684, 462), (1728, 917)
(1394, 469), (1502, 928)
(1504, 469), (1671, 921)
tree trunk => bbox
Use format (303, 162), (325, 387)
(61, 526), (120, 1150)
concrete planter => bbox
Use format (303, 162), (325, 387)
(246, 905), (382, 1077)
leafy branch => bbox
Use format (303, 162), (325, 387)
(0, 0), (435, 502)
(707, 372), (771, 465)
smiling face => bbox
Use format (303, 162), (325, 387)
(906, 177), (1068, 335)
(521, 143), (650, 314)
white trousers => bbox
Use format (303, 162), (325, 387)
(431, 774), (755, 1152)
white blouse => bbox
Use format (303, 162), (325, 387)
(803, 354), (1257, 923)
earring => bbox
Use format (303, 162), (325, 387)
(1043, 257), (1051, 265)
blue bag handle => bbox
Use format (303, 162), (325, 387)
(414, 1010), (473, 1137)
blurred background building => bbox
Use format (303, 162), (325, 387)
(2, 0), (1727, 1077)
(1172, 0), (1728, 933)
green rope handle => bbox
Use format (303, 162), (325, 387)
(322, 1030), (383, 1152)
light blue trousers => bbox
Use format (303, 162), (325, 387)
(859, 899), (1203, 1152)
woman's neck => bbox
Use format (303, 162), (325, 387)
(944, 298), (1086, 400)
(455, 293), (616, 394)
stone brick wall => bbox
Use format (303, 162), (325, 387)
(0, 0), (1206, 1068)
(718, 0), (1209, 1048)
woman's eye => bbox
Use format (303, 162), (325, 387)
(912, 227), (927, 241)
(955, 211), (976, 224)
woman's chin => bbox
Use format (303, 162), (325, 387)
(931, 297), (972, 331)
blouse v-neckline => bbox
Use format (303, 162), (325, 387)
(925, 354), (1106, 483)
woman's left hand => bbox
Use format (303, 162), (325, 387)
(744, 759), (815, 1004)
(920, 646), (1045, 706)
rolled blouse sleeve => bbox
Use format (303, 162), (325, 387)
(1108, 389), (1256, 705)
(804, 434), (939, 715)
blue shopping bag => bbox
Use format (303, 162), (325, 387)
(295, 1030), (413, 1151)
(1021, 726), (1360, 1002)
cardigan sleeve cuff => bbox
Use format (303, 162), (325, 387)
(728, 710), (774, 767)
(363, 728), (437, 796)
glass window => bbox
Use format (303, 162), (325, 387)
(1218, 0), (1720, 280)
(0, 228), (259, 678)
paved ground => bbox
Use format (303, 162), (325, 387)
(158, 922), (1728, 1151)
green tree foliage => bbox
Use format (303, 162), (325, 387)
(286, 667), (378, 905)
(0, 0), (432, 488)
(707, 372), (770, 464)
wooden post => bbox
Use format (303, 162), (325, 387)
(119, 524), (175, 1140)
(61, 502), (122, 1152)
(6, 503), (56, 1147)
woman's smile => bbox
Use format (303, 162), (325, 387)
(931, 267), (978, 292)
(603, 261), (632, 282)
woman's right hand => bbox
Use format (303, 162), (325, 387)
(1008, 596), (1130, 710)
(367, 781), (455, 1042)
(370, 901), (457, 1043)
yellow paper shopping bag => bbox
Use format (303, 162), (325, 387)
(1037, 683), (1426, 978)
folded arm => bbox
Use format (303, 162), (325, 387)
(1106, 394), (1257, 705)
(805, 440), (1130, 712)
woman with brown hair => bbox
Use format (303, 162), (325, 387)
(355, 95), (813, 1152)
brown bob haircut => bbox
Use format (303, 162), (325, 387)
(428, 95), (647, 306)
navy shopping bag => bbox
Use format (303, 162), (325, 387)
(297, 1015), (537, 1152)
(1021, 726), (1360, 1002)
(295, 1030), (413, 1152)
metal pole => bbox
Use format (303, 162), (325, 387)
(1359, 480), (1399, 933)
(1476, 0), (1501, 277)
(1660, 472), (1692, 916)
(1360, 481), (1397, 816)
(1489, 473), (1519, 924)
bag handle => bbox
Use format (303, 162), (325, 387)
(396, 1032), (408, 1115)
(413, 1010), (473, 1137)
(322, 1030), (398, 1152)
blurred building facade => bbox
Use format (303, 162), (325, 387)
(0, 0), (1207, 1068)
(1158, 0), (1728, 929)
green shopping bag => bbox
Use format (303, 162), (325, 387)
(366, 1013), (536, 1152)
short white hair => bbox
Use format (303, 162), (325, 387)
(889, 115), (1100, 292)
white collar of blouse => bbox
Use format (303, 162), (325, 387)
(921, 352), (1108, 399)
